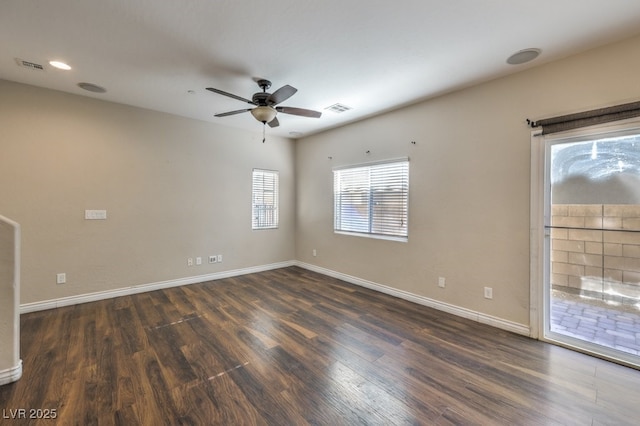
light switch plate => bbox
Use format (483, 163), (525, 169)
(85, 209), (107, 220)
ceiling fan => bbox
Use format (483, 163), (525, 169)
(206, 79), (322, 128)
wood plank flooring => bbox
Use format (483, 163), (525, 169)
(1, 266), (640, 425)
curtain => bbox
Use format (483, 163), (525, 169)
(529, 100), (640, 135)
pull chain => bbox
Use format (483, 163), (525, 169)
(262, 124), (266, 143)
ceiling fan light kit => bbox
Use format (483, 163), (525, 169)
(251, 106), (277, 123)
(206, 79), (321, 130)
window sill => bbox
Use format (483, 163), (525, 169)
(334, 230), (408, 243)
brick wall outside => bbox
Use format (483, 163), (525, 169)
(551, 204), (640, 301)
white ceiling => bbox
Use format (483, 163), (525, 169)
(2, 1), (640, 138)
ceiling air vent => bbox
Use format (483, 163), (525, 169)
(325, 103), (352, 114)
(15, 58), (45, 71)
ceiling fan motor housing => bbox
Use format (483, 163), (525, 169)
(252, 92), (271, 106)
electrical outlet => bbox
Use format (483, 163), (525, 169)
(187, 258), (194, 266)
(56, 273), (66, 284)
(209, 255), (217, 264)
(312, 249), (317, 257)
(484, 287), (493, 299)
(438, 277), (446, 288)
(196, 257), (202, 265)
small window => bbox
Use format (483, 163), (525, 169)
(252, 169), (279, 230)
(333, 159), (409, 241)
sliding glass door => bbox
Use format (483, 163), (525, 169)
(543, 126), (640, 367)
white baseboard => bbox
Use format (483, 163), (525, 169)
(19, 260), (530, 337)
(295, 261), (531, 337)
(0, 360), (22, 386)
(20, 261), (295, 314)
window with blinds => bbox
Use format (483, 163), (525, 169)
(333, 159), (409, 241)
(252, 169), (279, 230)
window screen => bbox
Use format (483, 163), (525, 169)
(333, 159), (409, 240)
(252, 169), (279, 229)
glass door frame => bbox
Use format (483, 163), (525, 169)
(530, 118), (640, 369)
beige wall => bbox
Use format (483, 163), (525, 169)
(0, 80), (296, 304)
(295, 34), (640, 327)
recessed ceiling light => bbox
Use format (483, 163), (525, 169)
(77, 82), (107, 93)
(506, 48), (541, 65)
(49, 60), (71, 70)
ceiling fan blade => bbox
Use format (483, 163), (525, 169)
(267, 117), (280, 128)
(214, 108), (253, 117)
(267, 85), (297, 105)
(206, 87), (255, 105)
(276, 106), (322, 118)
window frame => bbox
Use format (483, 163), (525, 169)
(251, 168), (279, 230)
(333, 158), (409, 242)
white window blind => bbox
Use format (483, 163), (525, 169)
(252, 169), (279, 229)
(334, 159), (409, 240)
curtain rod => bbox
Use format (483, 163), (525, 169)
(527, 100), (640, 135)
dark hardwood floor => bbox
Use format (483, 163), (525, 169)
(1, 266), (639, 425)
